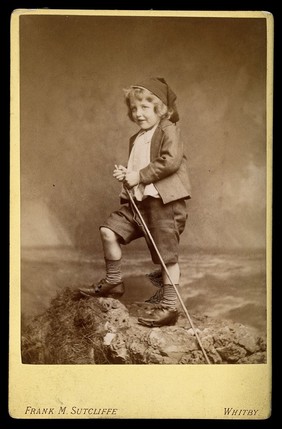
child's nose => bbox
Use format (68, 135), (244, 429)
(136, 108), (143, 117)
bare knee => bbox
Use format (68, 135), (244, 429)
(100, 227), (118, 243)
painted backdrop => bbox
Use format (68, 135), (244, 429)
(20, 15), (266, 253)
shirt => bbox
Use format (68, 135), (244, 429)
(120, 123), (160, 201)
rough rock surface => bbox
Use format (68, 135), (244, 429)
(22, 288), (267, 364)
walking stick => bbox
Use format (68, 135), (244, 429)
(125, 187), (211, 365)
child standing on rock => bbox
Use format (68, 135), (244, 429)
(80, 77), (191, 327)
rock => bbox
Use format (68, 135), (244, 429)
(21, 288), (267, 365)
(107, 332), (128, 363)
(236, 330), (260, 354)
(179, 351), (206, 364)
(147, 328), (198, 353)
(213, 327), (234, 348)
(216, 343), (247, 362)
(238, 352), (267, 364)
(199, 334), (222, 364)
(103, 332), (116, 345)
(257, 336), (267, 352)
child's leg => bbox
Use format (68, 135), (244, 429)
(79, 227), (124, 297)
(146, 263), (180, 305)
(138, 262), (179, 327)
(100, 227), (122, 284)
(100, 227), (122, 260)
(79, 205), (142, 297)
(161, 262), (179, 308)
(145, 267), (163, 303)
(162, 262), (180, 285)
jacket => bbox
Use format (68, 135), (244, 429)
(122, 119), (191, 204)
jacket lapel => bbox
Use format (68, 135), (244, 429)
(150, 125), (162, 160)
(129, 119), (167, 159)
(129, 133), (138, 156)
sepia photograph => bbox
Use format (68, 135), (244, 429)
(10, 9), (272, 419)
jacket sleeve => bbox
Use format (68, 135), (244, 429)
(139, 124), (183, 185)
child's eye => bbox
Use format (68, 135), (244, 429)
(131, 107), (137, 112)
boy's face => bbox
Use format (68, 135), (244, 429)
(130, 97), (160, 130)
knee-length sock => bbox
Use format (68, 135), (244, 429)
(105, 258), (122, 284)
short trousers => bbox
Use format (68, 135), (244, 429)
(100, 197), (188, 264)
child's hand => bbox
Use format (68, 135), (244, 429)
(113, 165), (127, 182)
(124, 171), (140, 188)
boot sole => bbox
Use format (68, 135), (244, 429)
(138, 312), (179, 327)
(80, 289), (125, 298)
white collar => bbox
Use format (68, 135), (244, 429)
(138, 122), (159, 139)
